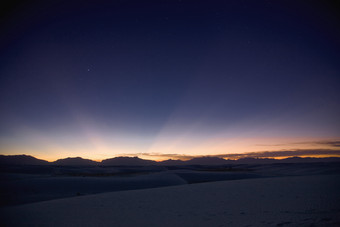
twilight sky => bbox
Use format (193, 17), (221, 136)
(0, 0), (339, 161)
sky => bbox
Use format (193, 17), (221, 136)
(0, 0), (339, 161)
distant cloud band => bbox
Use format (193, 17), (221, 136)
(122, 149), (340, 160)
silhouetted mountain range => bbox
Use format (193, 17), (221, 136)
(0, 154), (339, 166)
(53, 157), (98, 166)
(185, 157), (230, 165)
(0, 155), (49, 166)
(101, 156), (155, 166)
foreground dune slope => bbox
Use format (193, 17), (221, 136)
(1, 174), (340, 227)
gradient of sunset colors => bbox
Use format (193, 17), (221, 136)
(0, 1), (339, 161)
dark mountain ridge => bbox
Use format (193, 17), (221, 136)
(0, 155), (49, 166)
(1, 154), (339, 166)
(53, 157), (98, 166)
(101, 156), (155, 166)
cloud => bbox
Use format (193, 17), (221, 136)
(213, 149), (340, 159)
(312, 140), (340, 147)
(117, 149), (340, 160)
(114, 152), (195, 160)
(256, 139), (340, 148)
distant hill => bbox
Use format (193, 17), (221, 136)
(233, 157), (340, 164)
(186, 157), (229, 165)
(234, 158), (278, 164)
(159, 159), (185, 166)
(0, 155), (50, 165)
(276, 156), (340, 163)
(101, 157), (156, 166)
(53, 157), (98, 166)
(1, 154), (339, 166)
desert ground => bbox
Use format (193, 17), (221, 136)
(1, 162), (340, 226)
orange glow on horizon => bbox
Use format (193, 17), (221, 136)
(1, 133), (339, 162)
(1, 151), (340, 162)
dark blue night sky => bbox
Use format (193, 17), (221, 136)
(0, 0), (339, 160)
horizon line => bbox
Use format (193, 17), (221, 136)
(1, 149), (340, 163)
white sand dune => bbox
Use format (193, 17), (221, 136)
(0, 172), (187, 206)
(1, 174), (340, 227)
